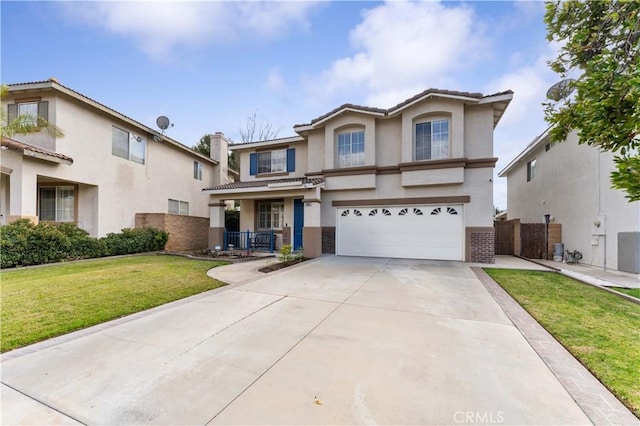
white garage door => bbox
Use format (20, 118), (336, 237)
(336, 205), (463, 260)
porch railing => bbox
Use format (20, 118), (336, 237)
(223, 229), (275, 253)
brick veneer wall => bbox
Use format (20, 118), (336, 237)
(466, 227), (495, 263)
(135, 213), (209, 252)
(322, 227), (336, 254)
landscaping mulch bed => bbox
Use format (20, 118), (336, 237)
(259, 258), (308, 273)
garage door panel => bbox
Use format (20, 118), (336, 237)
(336, 205), (463, 261)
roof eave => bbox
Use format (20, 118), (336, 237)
(388, 93), (482, 117)
(498, 126), (553, 177)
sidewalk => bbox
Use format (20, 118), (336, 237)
(536, 259), (640, 289)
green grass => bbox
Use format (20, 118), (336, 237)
(609, 287), (640, 298)
(484, 268), (640, 417)
(0, 255), (228, 353)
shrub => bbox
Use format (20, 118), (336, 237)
(102, 227), (168, 256)
(0, 221), (168, 268)
(0, 219), (34, 268)
(279, 244), (293, 263)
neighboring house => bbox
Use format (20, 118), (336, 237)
(499, 127), (640, 275)
(1, 79), (231, 251)
(205, 88), (513, 262)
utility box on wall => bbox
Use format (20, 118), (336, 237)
(618, 232), (640, 274)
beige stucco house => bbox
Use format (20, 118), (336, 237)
(1, 79), (231, 251)
(205, 88), (513, 262)
(499, 127), (640, 275)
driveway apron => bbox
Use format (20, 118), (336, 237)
(1, 256), (591, 425)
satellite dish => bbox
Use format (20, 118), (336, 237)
(546, 78), (575, 101)
(156, 115), (171, 130)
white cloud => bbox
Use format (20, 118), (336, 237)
(266, 67), (289, 101)
(315, 1), (489, 107)
(59, 1), (320, 60)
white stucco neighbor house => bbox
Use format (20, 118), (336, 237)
(499, 127), (640, 275)
(1, 79), (231, 251)
(205, 88), (513, 262)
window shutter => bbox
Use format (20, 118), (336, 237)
(287, 148), (295, 172)
(38, 101), (49, 121)
(250, 153), (258, 176)
(7, 104), (17, 122)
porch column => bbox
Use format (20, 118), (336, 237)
(208, 200), (226, 250)
(9, 166), (39, 224)
(302, 199), (322, 258)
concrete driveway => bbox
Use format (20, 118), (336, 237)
(1, 256), (591, 425)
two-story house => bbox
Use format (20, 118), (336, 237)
(499, 127), (640, 275)
(1, 79), (231, 251)
(204, 88), (513, 262)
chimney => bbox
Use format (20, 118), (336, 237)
(210, 132), (229, 186)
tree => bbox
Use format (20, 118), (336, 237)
(544, 1), (640, 201)
(192, 134), (211, 156)
(1, 84), (64, 138)
(239, 111), (280, 143)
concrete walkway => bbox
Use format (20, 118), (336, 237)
(1, 256), (637, 425)
(537, 259), (640, 289)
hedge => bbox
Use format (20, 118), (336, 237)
(0, 220), (168, 268)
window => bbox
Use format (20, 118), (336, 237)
(112, 126), (146, 164)
(250, 148), (295, 176)
(257, 201), (284, 230)
(527, 159), (536, 182)
(18, 102), (38, 126)
(194, 161), (203, 180)
(8, 101), (48, 127)
(337, 130), (365, 167)
(258, 149), (287, 174)
(39, 186), (75, 222)
(415, 119), (449, 161)
(168, 199), (189, 215)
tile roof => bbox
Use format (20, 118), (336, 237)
(204, 177), (324, 191)
(6, 79), (215, 164)
(228, 135), (304, 148)
(1, 136), (73, 163)
(294, 88), (514, 128)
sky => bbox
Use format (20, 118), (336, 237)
(1, 0), (562, 209)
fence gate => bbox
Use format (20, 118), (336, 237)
(494, 221), (513, 255)
(520, 223), (546, 259)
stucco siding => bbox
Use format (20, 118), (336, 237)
(3, 87), (216, 238)
(463, 105), (494, 158)
(506, 132), (640, 271)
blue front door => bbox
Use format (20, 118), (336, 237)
(293, 199), (304, 250)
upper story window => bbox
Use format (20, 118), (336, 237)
(112, 126), (146, 165)
(259, 149), (286, 174)
(337, 130), (365, 167)
(7, 100), (49, 127)
(18, 102), (38, 126)
(39, 185), (75, 222)
(415, 119), (449, 161)
(527, 159), (536, 182)
(250, 148), (295, 176)
(168, 199), (189, 215)
(194, 161), (203, 180)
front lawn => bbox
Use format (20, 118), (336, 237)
(0, 255), (227, 353)
(485, 269), (640, 417)
(609, 287), (640, 299)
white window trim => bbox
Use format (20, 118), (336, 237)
(38, 185), (75, 222)
(336, 129), (365, 168)
(257, 149), (287, 174)
(112, 126), (146, 165)
(414, 117), (450, 161)
(257, 201), (284, 230)
(168, 199), (189, 215)
(194, 161), (203, 180)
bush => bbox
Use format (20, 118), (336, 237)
(102, 227), (168, 256)
(278, 244), (293, 263)
(0, 221), (168, 268)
